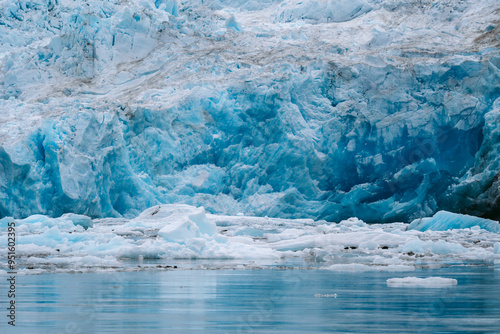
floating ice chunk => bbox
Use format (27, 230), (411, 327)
(359, 240), (379, 250)
(324, 264), (414, 272)
(408, 211), (500, 233)
(159, 220), (199, 243)
(269, 229), (411, 251)
(387, 277), (458, 287)
(315, 224), (336, 234)
(314, 293), (337, 298)
(381, 265), (415, 272)
(265, 228), (306, 242)
(0, 217), (14, 229)
(400, 239), (426, 254)
(26, 255), (121, 268)
(339, 217), (367, 228)
(430, 240), (466, 255)
(14, 215), (86, 234)
(189, 207), (217, 236)
(131, 205), (216, 242)
(131, 205), (216, 234)
(60, 213), (93, 229)
(17, 244), (55, 256)
(324, 263), (374, 271)
(400, 239), (466, 255)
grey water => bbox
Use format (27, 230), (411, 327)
(2, 265), (500, 333)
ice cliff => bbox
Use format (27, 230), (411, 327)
(0, 0), (499, 223)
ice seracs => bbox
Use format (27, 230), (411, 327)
(0, 0), (499, 223)
(273, 0), (372, 24)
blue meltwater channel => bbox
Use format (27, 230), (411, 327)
(1, 265), (500, 333)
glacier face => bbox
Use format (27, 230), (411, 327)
(0, 0), (499, 222)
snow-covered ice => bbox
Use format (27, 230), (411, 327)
(1, 205), (499, 274)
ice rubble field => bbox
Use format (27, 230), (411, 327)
(1, 205), (500, 274)
(0, 0), (499, 224)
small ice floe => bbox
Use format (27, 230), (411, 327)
(408, 211), (500, 233)
(324, 264), (414, 272)
(387, 277), (458, 287)
(314, 293), (337, 298)
(494, 243), (500, 254)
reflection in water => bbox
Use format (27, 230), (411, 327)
(1, 266), (500, 333)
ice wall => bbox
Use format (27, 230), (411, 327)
(0, 0), (499, 222)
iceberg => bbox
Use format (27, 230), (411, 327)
(408, 211), (500, 233)
(130, 205), (217, 242)
(324, 264), (414, 272)
(386, 277), (458, 287)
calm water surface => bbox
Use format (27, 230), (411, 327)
(1, 265), (500, 333)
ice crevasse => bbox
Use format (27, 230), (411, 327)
(0, 0), (499, 224)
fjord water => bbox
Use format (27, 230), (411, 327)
(2, 265), (499, 333)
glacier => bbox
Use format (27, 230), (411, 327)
(0, 0), (499, 225)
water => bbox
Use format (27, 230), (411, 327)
(2, 265), (500, 333)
